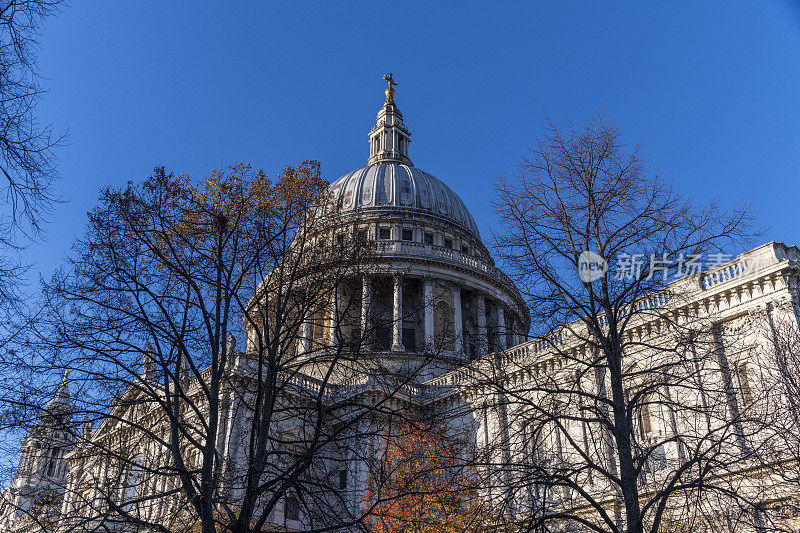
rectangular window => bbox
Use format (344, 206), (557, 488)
(648, 445), (667, 472)
(338, 469), (347, 491)
(424, 233), (434, 245)
(376, 325), (391, 350)
(378, 228), (391, 240)
(402, 328), (416, 351)
(525, 424), (537, 465)
(640, 404), (652, 436)
(402, 228), (413, 241)
(461, 245), (469, 255)
(443, 237), (453, 249)
(285, 495), (300, 521)
(737, 362), (753, 405)
(47, 447), (60, 476)
(312, 309), (325, 344)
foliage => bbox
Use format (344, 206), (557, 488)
(37, 159), (375, 533)
(365, 422), (487, 533)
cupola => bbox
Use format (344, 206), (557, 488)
(367, 73), (412, 166)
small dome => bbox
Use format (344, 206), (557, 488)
(330, 162), (480, 238)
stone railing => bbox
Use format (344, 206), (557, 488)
(281, 371), (426, 404)
(285, 372), (323, 396)
(501, 330), (565, 367)
(699, 241), (800, 291)
(426, 328), (567, 389)
(207, 351), (430, 404)
(372, 241), (515, 287)
(699, 258), (755, 291)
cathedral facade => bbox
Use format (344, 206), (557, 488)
(2, 78), (800, 532)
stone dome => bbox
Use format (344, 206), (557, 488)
(330, 163), (481, 239)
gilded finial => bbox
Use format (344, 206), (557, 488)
(63, 370), (70, 383)
(383, 73), (397, 105)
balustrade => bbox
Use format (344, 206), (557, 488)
(372, 240), (511, 284)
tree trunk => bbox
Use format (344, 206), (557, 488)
(608, 343), (643, 533)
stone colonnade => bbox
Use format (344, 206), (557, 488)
(299, 274), (520, 357)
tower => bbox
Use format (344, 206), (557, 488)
(0, 372), (74, 525)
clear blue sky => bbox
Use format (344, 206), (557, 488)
(26, 1), (800, 280)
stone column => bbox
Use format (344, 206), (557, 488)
(476, 292), (488, 355)
(329, 286), (340, 347)
(424, 277), (434, 349)
(361, 275), (372, 341)
(391, 275), (405, 352)
(496, 303), (507, 351)
(508, 317), (519, 347)
(300, 318), (312, 354)
(453, 285), (463, 356)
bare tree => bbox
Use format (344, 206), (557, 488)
(0, 1), (67, 421)
(20, 161), (438, 533)
(474, 113), (768, 532)
(0, 0), (65, 243)
(748, 300), (800, 524)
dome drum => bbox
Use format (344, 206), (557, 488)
(292, 271), (528, 379)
